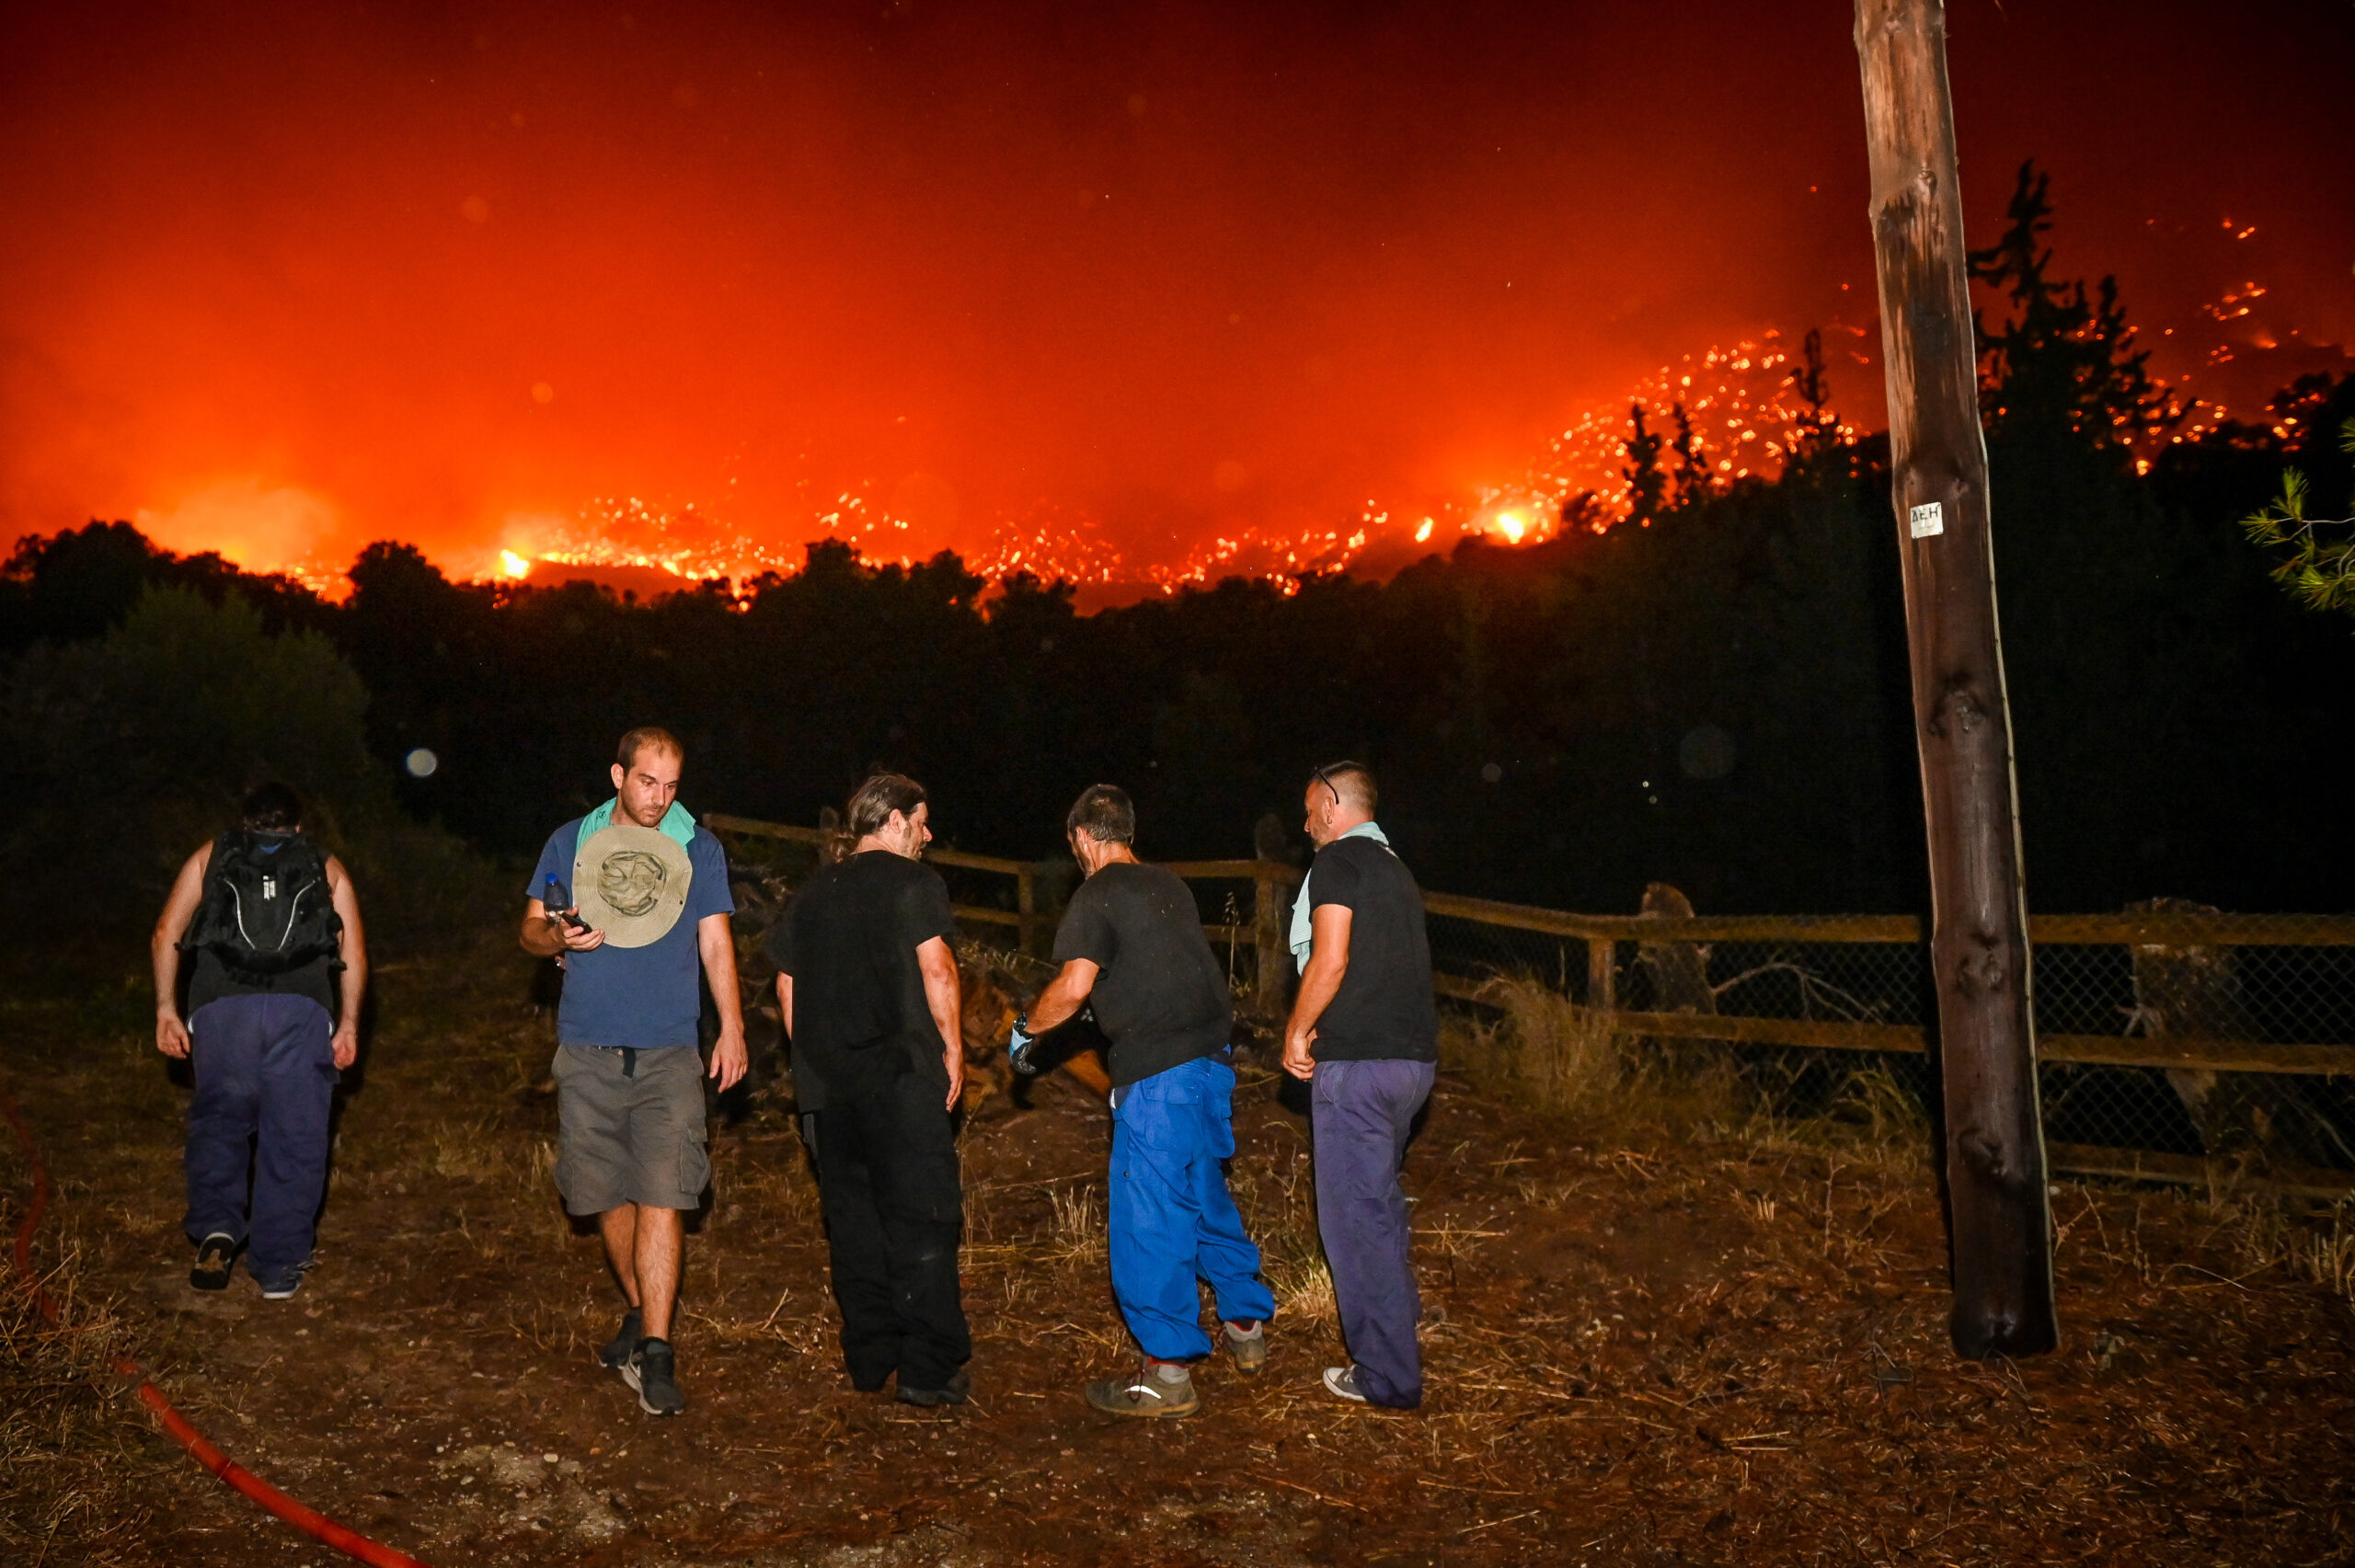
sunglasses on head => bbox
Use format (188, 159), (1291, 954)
(1313, 762), (1362, 807)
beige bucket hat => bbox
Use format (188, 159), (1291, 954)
(573, 822), (693, 948)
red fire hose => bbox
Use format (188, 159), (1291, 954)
(3, 1091), (434, 1568)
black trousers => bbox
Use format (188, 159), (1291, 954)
(814, 1073), (970, 1391)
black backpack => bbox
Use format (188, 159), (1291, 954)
(181, 830), (345, 977)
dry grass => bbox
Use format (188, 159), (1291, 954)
(1042, 1184), (1106, 1265)
(0, 1210), (157, 1567)
(1231, 1119), (1338, 1327)
(1456, 974), (1626, 1116)
(8, 937), (2355, 1564)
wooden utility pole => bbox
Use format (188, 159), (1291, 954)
(1854, 0), (2057, 1358)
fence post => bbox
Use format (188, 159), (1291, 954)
(1586, 937), (1615, 1015)
(1254, 864), (1291, 1021)
(1017, 866), (1037, 956)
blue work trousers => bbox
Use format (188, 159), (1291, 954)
(182, 994), (338, 1275)
(1109, 1053), (1275, 1361)
(1311, 1057), (1436, 1409)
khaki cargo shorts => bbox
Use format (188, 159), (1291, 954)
(551, 1043), (711, 1214)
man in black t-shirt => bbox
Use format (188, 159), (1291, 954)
(771, 773), (971, 1406)
(1281, 761), (1438, 1410)
(1019, 785), (1274, 1419)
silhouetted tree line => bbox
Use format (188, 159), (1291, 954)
(6, 173), (2350, 920)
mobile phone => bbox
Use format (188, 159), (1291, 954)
(545, 876), (591, 931)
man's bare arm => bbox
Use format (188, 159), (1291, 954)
(698, 912), (748, 1091)
(152, 844), (211, 1059)
(326, 856), (367, 1070)
(1024, 958), (1100, 1036)
(915, 935), (964, 1110)
(776, 973), (794, 1038)
(1281, 904), (1353, 1081)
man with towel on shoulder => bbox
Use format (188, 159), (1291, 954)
(1282, 761), (1438, 1410)
(522, 726), (746, 1417)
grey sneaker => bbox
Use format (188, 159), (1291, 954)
(1223, 1320), (1267, 1376)
(1321, 1365), (1368, 1403)
(190, 1233), (236, 1292)
(254, 1261), (310, 1300)
(1086, 1361), (1199, 1419)
(622, 1338), (685, 1416)
(599, 1307), (644, 1370)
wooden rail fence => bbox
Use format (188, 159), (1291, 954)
(707, 813), (2355, 1194)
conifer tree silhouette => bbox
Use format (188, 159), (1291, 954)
(1969, 161), (2177, 448)
(1622, 402), (1668, 522)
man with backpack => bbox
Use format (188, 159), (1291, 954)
(152, 783), (367, 1300)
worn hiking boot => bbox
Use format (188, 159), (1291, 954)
(1086, 1360), (1199, 1419)
(599, 1307), (644, 1370)
(896, 1368), (971, 1408)
(190, 1233), (236, 1292)
(622, 1338), (686, 1416)
(1223, 1320), (1268, 1376)
(1321, 1365), (1368, 1403)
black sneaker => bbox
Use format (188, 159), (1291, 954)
(254, 1262), (309, 1301)
(190, 1233), (236, 1292)
(599, 1307), (644, 1370)
(622, 1338), (686, 1416)
(896, 1368), (971, 1408)
(1321, 1365), (1368, 1403)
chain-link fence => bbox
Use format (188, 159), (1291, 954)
(1414, 898), (2355, 1189)
(708, 815), (2355, 1191)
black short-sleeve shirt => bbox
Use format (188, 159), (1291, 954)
(1305, 834), (1439, 1063)
(1051, 861), (1234, 1089)
(771, 851), (959, 1105)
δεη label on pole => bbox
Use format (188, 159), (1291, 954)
(1909, 500), (1945, 539)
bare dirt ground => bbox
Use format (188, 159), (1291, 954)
(6, 933), (2355, 1567)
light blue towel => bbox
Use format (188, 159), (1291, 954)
(1291, 820), (1390, 973)
(576, 797), (698, 856)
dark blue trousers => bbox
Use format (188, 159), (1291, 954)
(1310, 1057), (1436, 1409)
(183, 995), (336, 1275)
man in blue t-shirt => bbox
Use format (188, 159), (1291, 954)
(522, 727), (745, 1417)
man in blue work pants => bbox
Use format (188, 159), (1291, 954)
(1017, 784), (1274, 1417)
(1109, 1053), (1274, 1385)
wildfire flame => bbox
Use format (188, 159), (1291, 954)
(118, 259), (2295, 602)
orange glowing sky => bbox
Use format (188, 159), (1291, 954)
(2, 1), (2349, 591)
